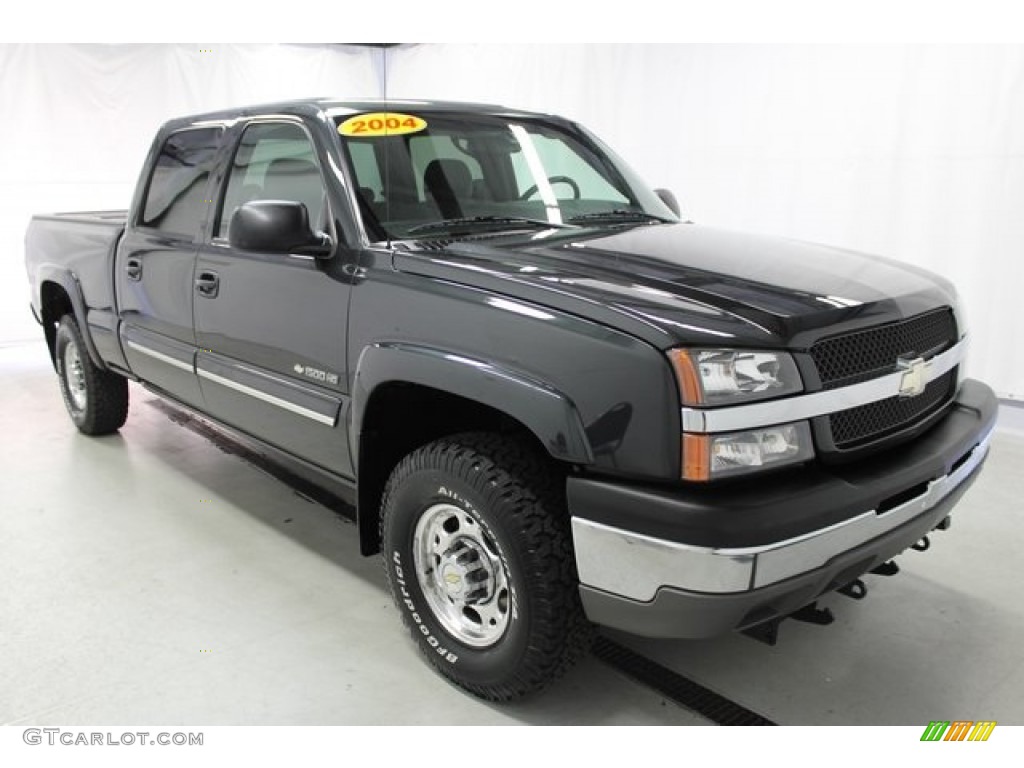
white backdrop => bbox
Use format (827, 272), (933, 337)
(3, 44), (1022, 401)
(389, 44), (1024, 401)
(0, 44), (379, 344)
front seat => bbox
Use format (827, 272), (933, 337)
(423, 158), (473, 218)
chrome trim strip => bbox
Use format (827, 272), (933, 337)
(572, 429), (990, 600)
(681, 338), (967, 433)
(571, 519), (756, 599)
(125, 340), (194, 373)
(197, 368), (337, 427)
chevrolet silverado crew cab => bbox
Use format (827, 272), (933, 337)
(25, 99), (996, 700)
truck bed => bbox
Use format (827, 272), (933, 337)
(25, 211), (126, 291)
(31, 210), (128, 226)
(25, 210), (128, 369)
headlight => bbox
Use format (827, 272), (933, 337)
(667, 348), (802, 405)
(682, 422), (814, 481)
(669, 347), (811, 481)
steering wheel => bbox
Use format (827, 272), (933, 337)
(519, 175), (581, 201)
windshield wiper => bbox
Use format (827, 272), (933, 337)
(405, 215), (574, 237)
(567, 210), (671, 225)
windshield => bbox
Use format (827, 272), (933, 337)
(334, 110), (678, 241)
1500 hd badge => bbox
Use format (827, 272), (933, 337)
(293, 363), (339, 386)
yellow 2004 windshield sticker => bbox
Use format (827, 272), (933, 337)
(339, 113), (427, 137)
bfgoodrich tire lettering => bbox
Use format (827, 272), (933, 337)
(380, 432), (592, 700)
(54, 314), (129, 435)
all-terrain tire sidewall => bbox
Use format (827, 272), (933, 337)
(54, 315), (128, 435)
(55, 317), (88, 429)
(384, 463), (532, 689)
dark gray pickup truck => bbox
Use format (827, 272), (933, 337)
(25, 99), (996, 700)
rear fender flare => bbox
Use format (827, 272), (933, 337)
(36, 266), (105, 370)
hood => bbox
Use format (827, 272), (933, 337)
(392, 222), (958, 350)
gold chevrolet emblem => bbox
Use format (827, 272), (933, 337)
(898, 356), (931, 398)
(444, 572), (461, 585)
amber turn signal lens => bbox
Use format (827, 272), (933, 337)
(682, 433), (711, 481)
(667, 349), (703, 405)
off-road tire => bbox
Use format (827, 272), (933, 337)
(380, 432), (593, 700)
(54, 314), (129, 435)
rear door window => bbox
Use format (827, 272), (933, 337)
(140, 127), (223, 238)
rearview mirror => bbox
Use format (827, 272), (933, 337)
(228, 200), (332, 258)
(654, 188), (681, 218)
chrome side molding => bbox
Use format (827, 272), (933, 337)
(124, 339), (194, 373)
(196, 368), (337, 427)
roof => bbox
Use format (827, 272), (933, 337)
(164, 98), (555, 130)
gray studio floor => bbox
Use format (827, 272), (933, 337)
(2, 339), (1023, 726)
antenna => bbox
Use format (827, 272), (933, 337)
(383, 47), (391, 249)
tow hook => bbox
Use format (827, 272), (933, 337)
(740, 602), (834, 646)
(911, 535), (931, 552)
(790, 601), (835, 626)
(935, 515), (952, 531)
(741, 619), (782, 646)
(743, 560), (904, 646)
(837, 578), (868, 600)
(742, 549), (920, 646)
(870, 560), (900, 576)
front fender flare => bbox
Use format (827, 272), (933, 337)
(351, 342), (594, 466)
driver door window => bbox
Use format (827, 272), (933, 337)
(216, 122), (328, 239)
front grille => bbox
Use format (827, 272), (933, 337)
(811, 308), (957, 389)
(829, 369), (956, 448)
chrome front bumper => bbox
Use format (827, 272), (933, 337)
(572, 430), (992, 603)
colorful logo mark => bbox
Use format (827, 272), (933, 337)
(920, 721), (996, 742)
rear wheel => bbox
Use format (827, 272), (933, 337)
(54, 315), (128, 435)
(380, 432), (592, 700)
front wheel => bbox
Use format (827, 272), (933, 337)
(380, 433), (592, 700)
(54, 314), (129, 435)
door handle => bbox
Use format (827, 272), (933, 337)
(195, 271), (220, 298)
(126, 257), (142, 281)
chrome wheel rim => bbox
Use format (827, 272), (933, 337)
(63, 343), (87, 411)
(412, 503), (511, 648)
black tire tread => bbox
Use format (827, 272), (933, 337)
(56, 314), (129, 435)
(380, 431), (593, 701)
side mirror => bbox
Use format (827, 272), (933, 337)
(654, 188), (681, 218)
(228, 200), (333, 258)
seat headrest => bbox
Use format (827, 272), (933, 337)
(424, 158), (473, 199)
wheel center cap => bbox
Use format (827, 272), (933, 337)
(437, 539), (495, 605)
(440, 562), (467, 599)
